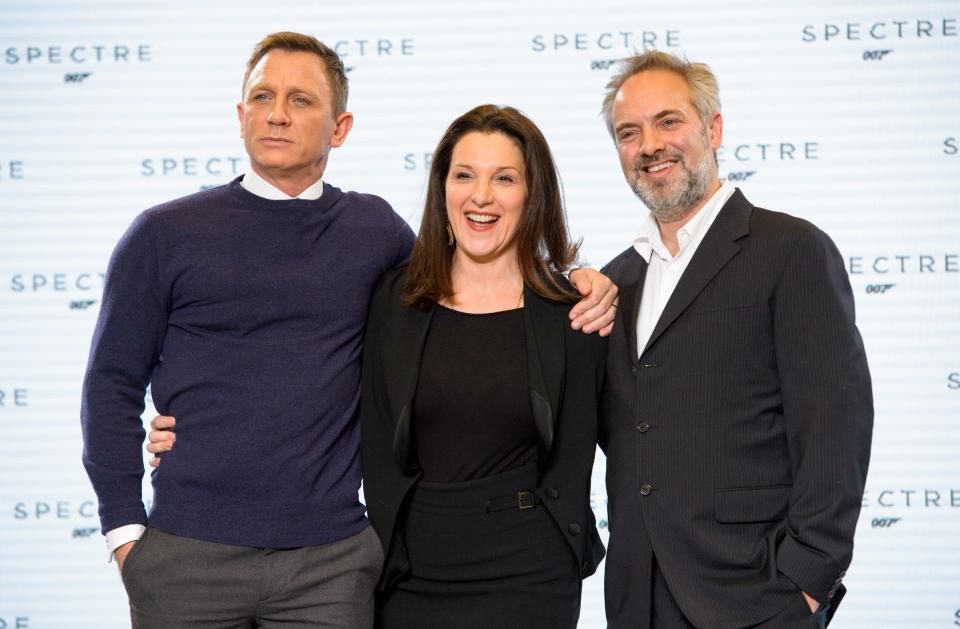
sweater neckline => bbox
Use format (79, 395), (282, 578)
(226, 175), (342, 212)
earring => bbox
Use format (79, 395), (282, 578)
(446, 223), (455, 246)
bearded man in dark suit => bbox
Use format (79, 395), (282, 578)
(599, 51), (873, 629)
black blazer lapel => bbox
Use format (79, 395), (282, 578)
(387, 305), (434, 473)
(641, 189), (752, 357)
(386, 288), (566, 472)
(522, 287), (565, 465)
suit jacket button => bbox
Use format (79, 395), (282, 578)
(568, 523), (581, 535)
(632, 365), (638, 376)
(640, 484), (652, 496)
(546, 487), (559, 500)
(637, 422), (650, 433)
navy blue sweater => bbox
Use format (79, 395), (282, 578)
(81, 177), (414, 548)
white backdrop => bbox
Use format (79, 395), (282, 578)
(1, 1), (958, 627)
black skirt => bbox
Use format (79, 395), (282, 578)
(376, 463), (581, 629)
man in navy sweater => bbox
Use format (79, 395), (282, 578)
(81, 32), (617, 627)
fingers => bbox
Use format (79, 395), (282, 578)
(599, 320), (615, 337)
(150, 415), (176, 430)
(593, 280), (618, 312)
(567, 269), (595, 319)
(577, 298), (618, 334)
(570, 293), (601, 322)
(146, 415), (176, 459)
(146, 429), (175, 452)
(145, 438), (173, 454)
(571, 281), (619, 333)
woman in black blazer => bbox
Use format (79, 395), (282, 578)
(360, 105), (606, 628)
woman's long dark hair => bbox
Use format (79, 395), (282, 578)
(403, 104), (580, 308)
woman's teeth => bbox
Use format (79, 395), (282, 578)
(467, 213), (498, 223)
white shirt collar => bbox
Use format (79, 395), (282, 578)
(240, 168), (324, 201)
(633, 180), (736, 263)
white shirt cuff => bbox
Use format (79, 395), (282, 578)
(105, 524), (145, 563)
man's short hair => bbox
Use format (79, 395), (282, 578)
(243, 31), (349, 116)
(601, 51), (720, 138)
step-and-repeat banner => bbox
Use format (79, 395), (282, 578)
(1, 1), (957, 627)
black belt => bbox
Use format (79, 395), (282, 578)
(486, 490), (538, 513)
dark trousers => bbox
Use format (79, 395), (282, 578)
(377, 464), (581, 629)
(121, 525), (383, 628)
(612, 553), (828, 629)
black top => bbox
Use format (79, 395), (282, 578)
(412, 304), (537, 482)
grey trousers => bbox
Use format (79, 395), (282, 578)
(120, 525), (383, 628)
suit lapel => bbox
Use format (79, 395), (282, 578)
(522, 286), (564, 465)
(387, 304), (434, 473)
(615, 250), (646, 367)
(641, 189), (753, 358)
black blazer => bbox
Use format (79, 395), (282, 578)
(601, 190), (873, 628)
(360, 268), (607, 592)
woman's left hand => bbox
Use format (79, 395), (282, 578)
(568, 268), (618, 336)
(146, 415), (177, 468)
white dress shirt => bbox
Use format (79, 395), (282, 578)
(104, 169), (324, 561)
(633, 181), (736, 357)
(240, 168), (325, 200)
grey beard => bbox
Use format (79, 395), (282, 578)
(630, 151), (714, 224)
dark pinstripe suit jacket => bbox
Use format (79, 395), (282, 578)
(600, 189), (873, 628)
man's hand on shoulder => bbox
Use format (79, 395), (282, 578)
(568, 268), (618, 336)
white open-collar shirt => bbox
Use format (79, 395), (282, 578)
(632, 180), (736, 357)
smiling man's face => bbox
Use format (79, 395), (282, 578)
(611, 68), (722, 224)
(237, 49), (351, 193)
